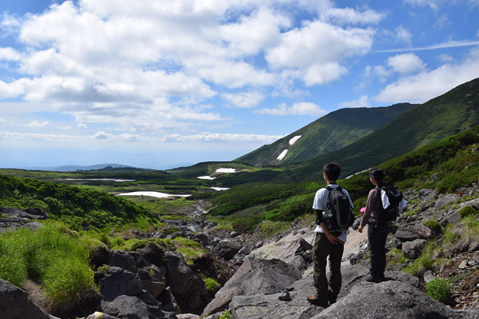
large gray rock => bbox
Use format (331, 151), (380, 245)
(0, 279), (59, 319)
(138, 265), (166, 298)
(0, 206), (50, 220)
(202, 256), (301, 317)
(228, 266), (425, 319)
(110, 250), (137, 273)
(415, 223), (436, 240)
(100, 295), (163, 319)
(436, 194), (460, 209)
(99, 266), (143, 301)
(311, 280), (462, 319)
(251, 237), (313, 265)
(402, 239), (427, 259)
(395, 228), (419, 242)
(213, 240), (240, 260)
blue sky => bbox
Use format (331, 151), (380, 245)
(1, 0), (479, 169)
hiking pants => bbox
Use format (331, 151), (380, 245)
(312, 231), (344, 304)
(367, 222), (392, 279)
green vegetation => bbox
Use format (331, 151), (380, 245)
(404, 241), (436, 276)
(423, 220), (442, 232)
(237, 103), (415, 166)
(459, 206), (478, 218)
(0, 221), (96, 312)
(259, 220), (291, 238)
(219, 310), (231, 319)
(426, 278), (452, 304)
(204, 277), (221, 294)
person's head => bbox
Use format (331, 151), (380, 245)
(323, 162), (341, 182)
(369, 169), (385, 186)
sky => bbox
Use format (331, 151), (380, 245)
(1, 0), (479, 169)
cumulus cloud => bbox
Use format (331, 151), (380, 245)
(222, 91), (265, 108)
(339, 95), (370, 108)
(375, 48), (479, 103)
(163, 132), (283, 143)
(387, 53), (426, 74)
(78, 123), (88, 129)
(0, 47), (22, 61)
(255, 102), (326, 116)
(0, 131), (80, 142)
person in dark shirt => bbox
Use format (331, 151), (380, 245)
(358, 168), (391, 283)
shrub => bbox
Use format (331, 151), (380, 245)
(204, 277), (221, 293)
(423, 220), (442, 232)
(260, 220), (291, 238)
(219, 310), (231, 319)
(459, 206), (478, 218)
(426, 278), (451, 304)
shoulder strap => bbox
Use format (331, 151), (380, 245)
(324, 186), (332, 191)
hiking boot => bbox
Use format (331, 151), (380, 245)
(307, 295), (329, 307)
(364, 274), (383, 283)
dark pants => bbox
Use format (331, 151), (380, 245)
(367, 222), (391, 279)
(312, 232), (344, 304)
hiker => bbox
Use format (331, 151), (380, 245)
(307, 162), (354, 307)
(358, 168), (406, 283)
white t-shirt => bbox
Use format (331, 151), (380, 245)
(312, 184), (354, 240)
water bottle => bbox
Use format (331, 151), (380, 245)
(322, 211), (332, 229)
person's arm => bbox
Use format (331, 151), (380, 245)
(358, 189), (380, 233)
(322, 222), (345, 244)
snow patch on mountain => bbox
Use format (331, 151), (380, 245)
(289, 135), (302, 145)
(277, 149), (288, 161)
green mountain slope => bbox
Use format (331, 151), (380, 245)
(220, 77), (479, 185)
(236, 103), (416, 166)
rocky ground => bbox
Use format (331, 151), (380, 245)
(1, 181), (479, 318)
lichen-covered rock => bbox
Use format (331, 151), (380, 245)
(402, 239), (427, 259)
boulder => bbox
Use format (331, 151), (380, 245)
(202, 256), (301, 317)
(251, 237), (313, 265)
(100, 295), (162, 319)
(442, 211), (462, 226)
(99, 266), (143, 301)
(165, 251), (194, 296)
(213, 240), (240, 260)
(436, 194), (460, 209)
(87, 312), (120, 319)
(109, 250), (137, 273)
(137, 265), (166, 298)
(402, 239), (427, 259)
(0, 206), (50, 220)
(0, 279), (59, 319)
(395, 228), (419, 242)
(415, 223), (436, 240)
(311, 281), (462, 319)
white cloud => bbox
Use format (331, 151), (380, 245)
(163, 132), (283, 143)
(387, 53), (426, 74)
(255, 102), (327, 116)
(25, 121), (49, 127)
(321, 7), (385, 25)
(375, 48), (479, 103)
(394, 26), (412, 46)
(373, 65), (389, 82)
(340, 95), (370, 108)
(222, 91), (265, 108)
(0, 131), (80, 142)
(78, 123), (88, 129)
(0, 47), (22, 61)
(58, 126), (72, 130)
(265, 19), (375, 85)
(438, 54), (453, 62)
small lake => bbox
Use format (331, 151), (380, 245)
(117, 191), (191, 198)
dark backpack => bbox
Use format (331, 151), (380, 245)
(323, 186), (354, 230)
(373, 185), (403, 222)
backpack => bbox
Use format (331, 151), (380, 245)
(372, 185), (403, 223)
(323, 186), (354, 230)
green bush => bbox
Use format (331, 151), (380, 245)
(459, 206), (478, 218)
(426, 278), (451, 304)
(219, 310), (231, 319)
(204, 277), (221, 293)
(423, 220), (442, 232)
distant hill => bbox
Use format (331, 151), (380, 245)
(236, 103), (416, 166)
(217, 77), (479, 185)
(23, 163), (134, 172)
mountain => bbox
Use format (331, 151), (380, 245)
(222, 77), (479, 185)
(236, 103), (416, 166)
(22, 163), (134, 172)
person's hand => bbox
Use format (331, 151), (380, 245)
(326, 233), (345, 245)
(358, 225), (363, 233)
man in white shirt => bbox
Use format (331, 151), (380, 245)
(307, 162), (354, 307)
